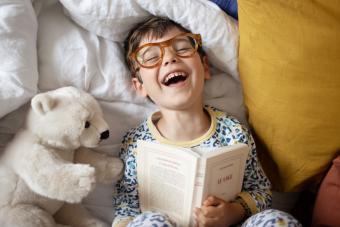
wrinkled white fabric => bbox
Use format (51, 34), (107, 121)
(59, 0), (149, 42)
(0, 0), (38, 118)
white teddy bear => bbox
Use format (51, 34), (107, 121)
(0, 87), (123, 227)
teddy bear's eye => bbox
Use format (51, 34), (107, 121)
(85, 121), (90, 128)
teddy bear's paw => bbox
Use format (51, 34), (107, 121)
(91, 222), (110, 227)
(1, 204), (57, 227)
(82, 220), (109, 227)
(59, 164), (96, 203)
(99, 158), (124, 184)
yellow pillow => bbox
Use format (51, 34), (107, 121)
(238, 0), (340, 192)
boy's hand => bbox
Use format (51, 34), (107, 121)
(194, 196), (245, 227)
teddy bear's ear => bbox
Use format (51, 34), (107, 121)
(31, 93), (56, 115)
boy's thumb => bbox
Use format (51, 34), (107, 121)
(203, 196), (222, 206)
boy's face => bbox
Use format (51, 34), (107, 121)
(132, 27), (211, 111)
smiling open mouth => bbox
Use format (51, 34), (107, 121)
(163, 72), (188, 86)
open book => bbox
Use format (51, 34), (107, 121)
(136, 140), (249, 227)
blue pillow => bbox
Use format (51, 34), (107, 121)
(210, 0), (238, 20)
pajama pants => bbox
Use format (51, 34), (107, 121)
(126, 209), (302, 227)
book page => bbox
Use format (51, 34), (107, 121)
(192, 144), (249, 207)
(137, 140), (199, 227)
(191, 157), (206, 226)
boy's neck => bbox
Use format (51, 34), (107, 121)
(155, 105), (211, 142)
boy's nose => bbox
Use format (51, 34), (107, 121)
(162, 47), (178, 66)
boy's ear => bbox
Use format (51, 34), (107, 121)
(132, 77), (148, 97)
(203, 56), (211, 80)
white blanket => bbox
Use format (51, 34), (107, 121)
(0, 0), (243, 223)
(0, 0), (38, 118)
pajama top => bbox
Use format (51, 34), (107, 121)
(113, 106), (272, 224)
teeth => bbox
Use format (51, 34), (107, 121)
(164, 72), (187, 84)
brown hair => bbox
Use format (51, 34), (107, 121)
(124, 16), (205, 77)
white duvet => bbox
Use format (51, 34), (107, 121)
(0, 0), (243, 223)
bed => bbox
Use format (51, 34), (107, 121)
(1, 0), (339, 225)
(0, 0), (244, 223)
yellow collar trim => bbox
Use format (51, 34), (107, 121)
(147, 107), (216, 147)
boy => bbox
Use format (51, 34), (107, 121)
(113, 16), (301, 227)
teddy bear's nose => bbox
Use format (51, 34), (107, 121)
(100, 130), (110, 140)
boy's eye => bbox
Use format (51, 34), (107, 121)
(144, 54), (159, 63)
(173, 39), (194, 54)
(176, 47), (192, 53)
(138, 46), (161, 64)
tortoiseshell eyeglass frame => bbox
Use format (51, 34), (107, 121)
(129, 32), (202, 70)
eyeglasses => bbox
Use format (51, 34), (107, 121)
(130, 33), (202, 69)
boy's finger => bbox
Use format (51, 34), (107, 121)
(194, 207), (201, 215)
(196, 212), (218, 227)
(203, 196), (223, 206)
(200, 205), (219, 218)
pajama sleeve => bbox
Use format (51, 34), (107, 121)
(235, 124), (272, 215)
(113, 131), (140, 225)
